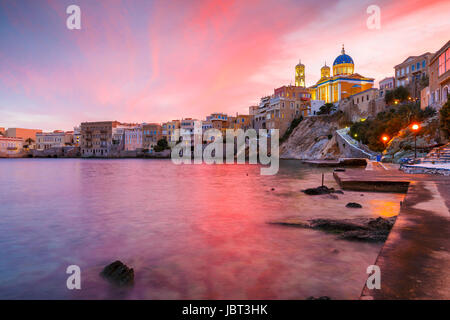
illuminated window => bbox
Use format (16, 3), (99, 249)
(446, 48), (450, 73)
(439, 53), (446, 76)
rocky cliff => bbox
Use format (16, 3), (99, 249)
(383, 115), (446, 162)
(280, 113), (345, 160)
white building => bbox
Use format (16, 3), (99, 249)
(124, 126), (143, 151)
(0, 137), (23, 155)
(36, 131), (72, 150)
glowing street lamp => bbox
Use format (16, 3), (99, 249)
(381, 135), (389, 143)
(411, 123), (420, 160)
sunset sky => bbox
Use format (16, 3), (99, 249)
(1, 0), (449, 131)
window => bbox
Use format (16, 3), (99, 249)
(412, 65), (415, 71)
(406, 66), (409, 74)
(439, 52), (446, 76)
(422, 60), (426, 68)
(416, 62), (420, 70)
(446, 48), (450, 73)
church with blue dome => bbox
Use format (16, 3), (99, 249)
(309, 45), (374, 103)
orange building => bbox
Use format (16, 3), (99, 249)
(6, 128), (42, 142)
(142, 123), (162, 149)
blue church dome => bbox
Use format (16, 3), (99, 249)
(333, 45), (354, 65)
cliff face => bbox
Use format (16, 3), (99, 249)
(280, 114), (343, 160)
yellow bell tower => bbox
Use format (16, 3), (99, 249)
(321, 62), (330, 79)
(295, 60), (305, 87)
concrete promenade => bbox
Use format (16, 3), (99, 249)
(335, 163), (450, 299)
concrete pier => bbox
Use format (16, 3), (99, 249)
(335, 165), (450, 299)
(361, 180), (450, 299)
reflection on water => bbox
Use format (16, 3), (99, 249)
(0, 159), (404, 299)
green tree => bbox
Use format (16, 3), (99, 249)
(317, 103), (336, 115)
(153, 138), (169, 152)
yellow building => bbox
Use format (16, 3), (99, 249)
(310, 45), (374, 103)
(295, 60), (305, 87)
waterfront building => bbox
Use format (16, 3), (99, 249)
(421, 86), (430, 110)
(339, 88), (387, 121)
(248, 105), (259, 116)
(232, 114), (253, 131)
(428, 40), (450, 109)
(205, 113), (228, 136)
(309, 100), (325, 116)
(253, 96), (270, 131)
(124, 126), (143, 151)
(379, 77), (395, 98)
(0, 136), (23, 156)
(252, 84), (310, 136)
(36, 131), (73, 150)
(264, 96), (306, 136)
(309, 45), (374, 103)
(73, 126), (81, 147)
(394, 52), (433, 99)
(6, 128), (42, 143)
(180, 118), (199, 144)
(142, 123), (162, 150)
(80, 121), (120, 157)
(162, 120), (180, 145)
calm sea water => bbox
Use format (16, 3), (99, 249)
(0, 159), (403, 299)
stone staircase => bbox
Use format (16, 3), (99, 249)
(419, 143), (450, 164)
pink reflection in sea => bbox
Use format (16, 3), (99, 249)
(0, 159), (404, 299)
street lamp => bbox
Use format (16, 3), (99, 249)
(411, 123), (420, 160)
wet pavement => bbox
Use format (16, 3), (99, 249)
(361, 178), (450, 299)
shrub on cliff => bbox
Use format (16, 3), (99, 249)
(349, 102), (435, 152)
(384, 86), (410, 105)
(281, 116), (303, 142)
(317, 103), (337, 115)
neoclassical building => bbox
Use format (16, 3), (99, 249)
(310, 46), (374, 103)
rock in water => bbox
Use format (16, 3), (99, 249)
(346, 202), (362, 208)
(269, 216), (396, 242)
(100, 260), (134, 286)
(306, 296), (331, 300)
(302, 186), (334, 195)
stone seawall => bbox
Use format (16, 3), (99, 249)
(400, 165), (450, 176)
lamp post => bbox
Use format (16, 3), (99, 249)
(381, 135), (389, 146)
(411, 123), (420, 160)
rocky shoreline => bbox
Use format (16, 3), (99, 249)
(269, 216), (397, 242)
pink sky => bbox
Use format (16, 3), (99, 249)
(0, 0), (449, 131)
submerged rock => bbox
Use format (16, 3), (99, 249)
(306, 296), (331, 300)
(346, 202), (362, 208)
(100, 260), (134, 286)
(269, 217), (397, 242)
(302, 186), (335, 195)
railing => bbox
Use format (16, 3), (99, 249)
(336, 128), (378, 160)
